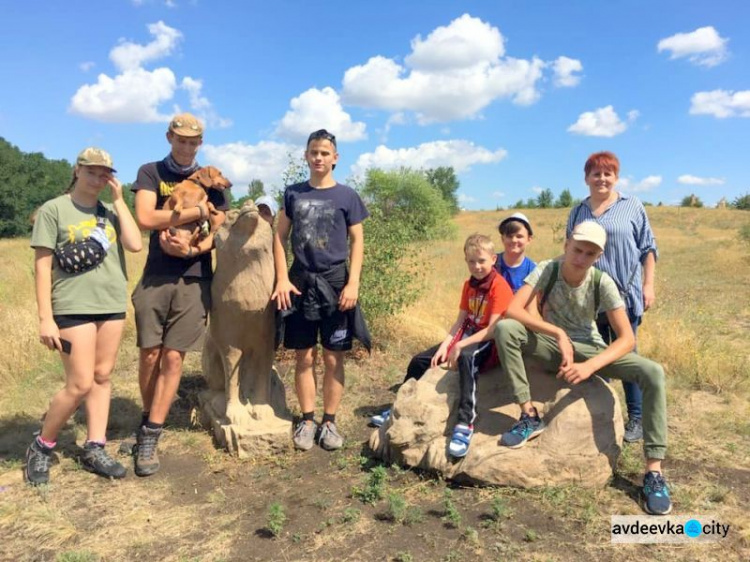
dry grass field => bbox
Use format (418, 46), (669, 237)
(1, 207), (749, 562)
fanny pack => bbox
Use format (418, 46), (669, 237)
(54, 202), (111, 275)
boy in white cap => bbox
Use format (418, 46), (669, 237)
(495, 212), (536, 293)
(255, 195), (278, 225)
(494, 221), (671, 515)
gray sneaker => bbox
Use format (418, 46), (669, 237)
(81, 443), (127, 479)
(624, 418), (643, 443)
(25, 438), (53, 486)
(292, 420), (317, 451)
(134, 426), (162, 477)
(318, 421), (344, 451)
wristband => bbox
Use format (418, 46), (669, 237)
(197, 205), (206, 220)
(186, 246), (194, 259)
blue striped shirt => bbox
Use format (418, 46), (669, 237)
(566, 194), (658, 317)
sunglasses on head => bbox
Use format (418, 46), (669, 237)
(307, 129), (337, 147)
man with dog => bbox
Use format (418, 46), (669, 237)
(128, 113), (229, 476)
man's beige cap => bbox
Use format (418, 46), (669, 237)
(168, 113), (204, 137)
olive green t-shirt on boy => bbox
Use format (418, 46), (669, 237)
(31, 195), (128, 315)
(525, 258), (624, 347)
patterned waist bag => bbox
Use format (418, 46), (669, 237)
(54, 202), (111, 275)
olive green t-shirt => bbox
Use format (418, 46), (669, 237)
(30, 195), (128, 315)
(525, 258), (624, 346)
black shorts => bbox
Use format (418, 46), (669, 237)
(53, 312), (126, 330)
(283, 308), (352, 352)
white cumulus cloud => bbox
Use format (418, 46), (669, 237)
(657, 26), (729, 67)
(70, 21), (229, 126)
(70, 67), (177, 123)
(551, 56), (583, 87)
(341, 13), (570, 124)
(181, 77), (232, 128)
(619, 175), (662, 192)
(110, 21), (182, 71)
(275, 87), (366, 143)
(677, 174), (725, 186)
(351, 139), (507, 176)
(458, 193), (476, 203)
(491, 191), (506, 199)
(79, 61), (95, 72)
(202, 141), (300, 192)
(689, 89), (750, 118)
(568, 105), (633, 137)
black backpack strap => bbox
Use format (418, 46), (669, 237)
(539, 261), (559, 311)
(95, 201), (107, 228)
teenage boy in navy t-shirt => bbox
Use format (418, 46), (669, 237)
(272, 129), (369, 452)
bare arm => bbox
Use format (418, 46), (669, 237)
(270, 211), (300, 309)
(339, 222), (364, 311)
(108, 177), (142, 252)
(642, 251), (656, 311)
(34, 249), (61, 351)
(557, 306), (635, 385)
(134, 189), (208, 231)
(432, 309), (469, 368)
(506, 284), (575, 370)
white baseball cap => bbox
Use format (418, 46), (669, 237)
(570, 221), (607, 251)
(255, 195), (279, 217)
(498, 212), (533, 236)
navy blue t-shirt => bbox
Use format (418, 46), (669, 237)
(494, 254), (536, 294)
(284, 182), (369, 273)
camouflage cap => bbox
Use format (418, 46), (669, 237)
(76, 147), (116, 172)
(168, 113), (204, 137)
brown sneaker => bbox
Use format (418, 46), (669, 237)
(134, 426), (162, 477)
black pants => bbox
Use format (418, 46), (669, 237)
(405, 341), (495, 426)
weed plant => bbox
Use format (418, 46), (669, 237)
(353, 465), (388, 505)
(266, 502), (286, 538)
(442, 488), (462, 528)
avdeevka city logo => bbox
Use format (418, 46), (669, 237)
(611, 515), (729, 544)
(684, 519), (702, 538)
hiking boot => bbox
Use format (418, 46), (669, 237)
(317, 421), (344, 451)
(499, 412), (545, 449)
(118, 431), (138, 456)
(134, 426), (162, 477)
(370, 408), (391, 428)
(81, 443), (127, 479)
(642, 471), (672, 515)
(25, 438), (53, 486)
(292, 420), (317, 451)
(624, 417), (643, 443)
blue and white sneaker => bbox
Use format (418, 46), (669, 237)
(642, 471), (672, 515)
(448, 424), (474, 458)
(500, 412), (545, 449)
(370, 409), (391, 428)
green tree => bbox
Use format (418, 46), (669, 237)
(248, 178), (265, 200)
(536, 188), (554, 209)
(0, 138), (73, 237)
(555, 189), (573, 208)
(359, 168), (455, 326)
(424, 167), (460, 215)
(512, 199), (525, 209)
(732, 193), (750, 210)
(525, 197), (538, 209)
(681, 194), (704, 208)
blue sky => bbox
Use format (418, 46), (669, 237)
(1, 0), (748, 208)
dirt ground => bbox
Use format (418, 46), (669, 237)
(2, 360), (748, 562)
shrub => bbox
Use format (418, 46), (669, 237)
(733, 193), (750, 210)
(266, 502), (287, 537)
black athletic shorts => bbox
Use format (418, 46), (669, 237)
(53, 312), (126, 330)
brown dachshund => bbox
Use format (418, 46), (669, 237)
(164, 166), (232, 246)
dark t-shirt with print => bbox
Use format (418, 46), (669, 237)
(132, 160), (229, 279)
(283, 182), (369, 273)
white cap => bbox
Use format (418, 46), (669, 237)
(498, 212), (533, 236)
(571, 221), (607, 251)
(255, 195), (279, 217)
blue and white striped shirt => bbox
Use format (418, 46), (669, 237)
(566, 194), (658, 317)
